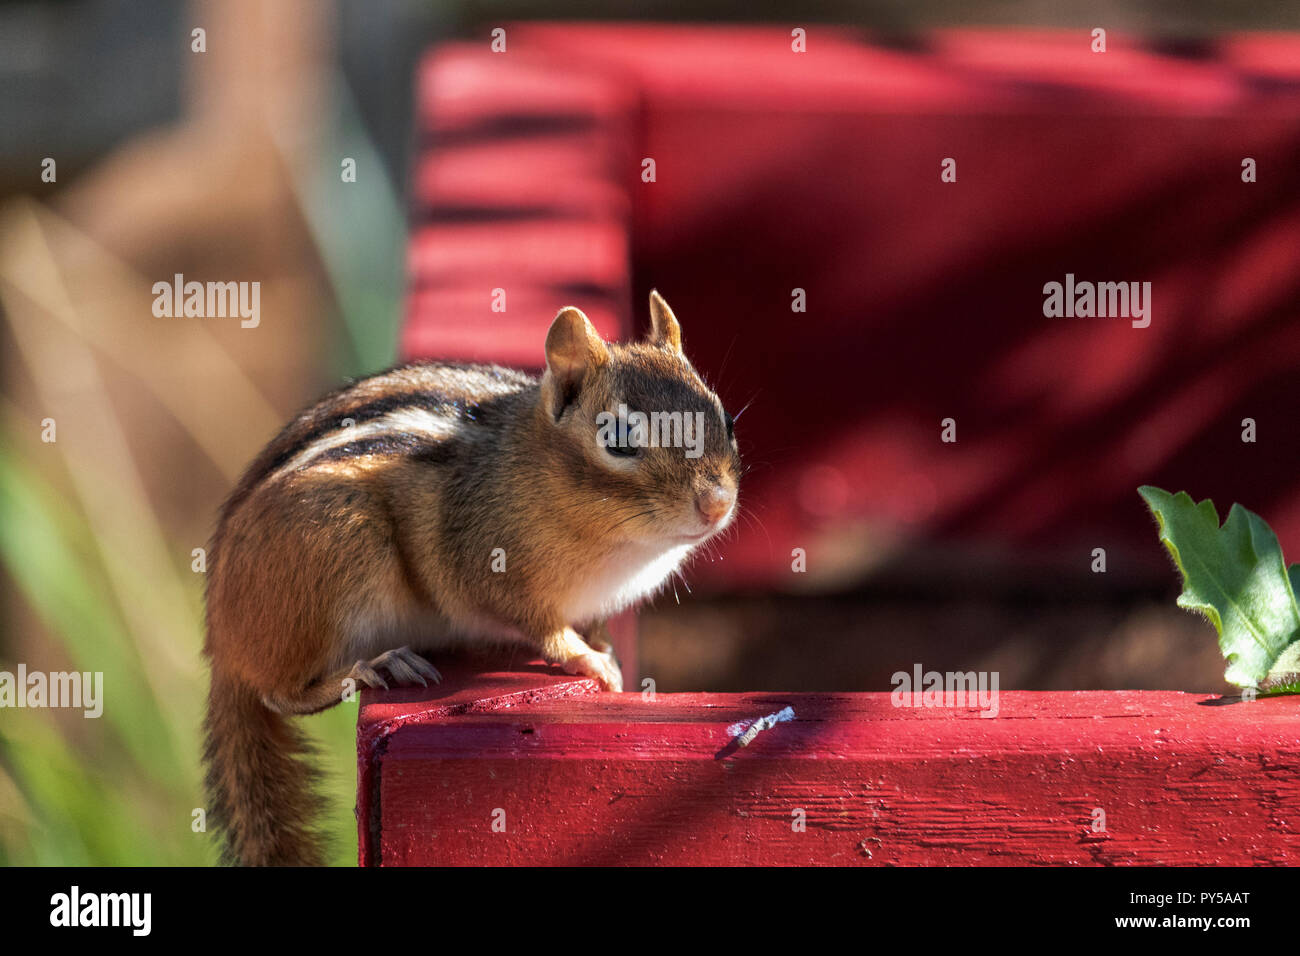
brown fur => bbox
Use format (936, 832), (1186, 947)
(203, 293), (740, 865)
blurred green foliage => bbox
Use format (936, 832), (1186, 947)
(0, 72), (403, 866)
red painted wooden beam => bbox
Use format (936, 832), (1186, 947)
(357, 660), (1300, 865)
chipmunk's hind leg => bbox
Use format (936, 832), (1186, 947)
(265, 647), (441, 715)
(348, 646), (442, 691)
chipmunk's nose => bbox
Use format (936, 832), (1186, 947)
(695, 484), (735, 526)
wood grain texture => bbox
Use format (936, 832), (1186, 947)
(357, 661), (1300, 865)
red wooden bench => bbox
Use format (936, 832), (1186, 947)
(358, 661), (1300, 865)
(362, 25), (1300, 865)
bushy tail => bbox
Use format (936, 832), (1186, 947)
(203, 670), (326, 866)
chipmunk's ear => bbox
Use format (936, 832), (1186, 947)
(648, 289), (682, 353)
(542, 306), (609, 420)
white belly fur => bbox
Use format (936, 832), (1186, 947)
(563, 541), (694, 625)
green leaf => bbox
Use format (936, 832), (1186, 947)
(1260, 564), (1300, 695)
(1138, 486), (1300, 689)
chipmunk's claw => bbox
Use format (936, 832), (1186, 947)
(348, 661), (387, 690)
(350, 646), (442, 691)
(403, 649), (443, 685)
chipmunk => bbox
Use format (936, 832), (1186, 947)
(202, 291), (740, 866)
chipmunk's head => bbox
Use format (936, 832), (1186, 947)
(538, 291), (741, 549)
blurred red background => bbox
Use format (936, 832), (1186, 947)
(407, 26), (1300, 580)
(403, 25), (1300, 692)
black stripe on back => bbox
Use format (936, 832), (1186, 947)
(299, 433), (456, 470)
(254, 391), (467, 487)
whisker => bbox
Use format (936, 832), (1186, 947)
(713, 333), (741, 395)
(610, 508), (658, 531)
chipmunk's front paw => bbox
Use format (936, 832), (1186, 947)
(348, 646), (442, 690)
(563, 650), (623, 693)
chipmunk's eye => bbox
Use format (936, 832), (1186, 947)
(605, 441), (640, 459)
(602, 419), (642, 459)
(723, 410), (735, 440)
